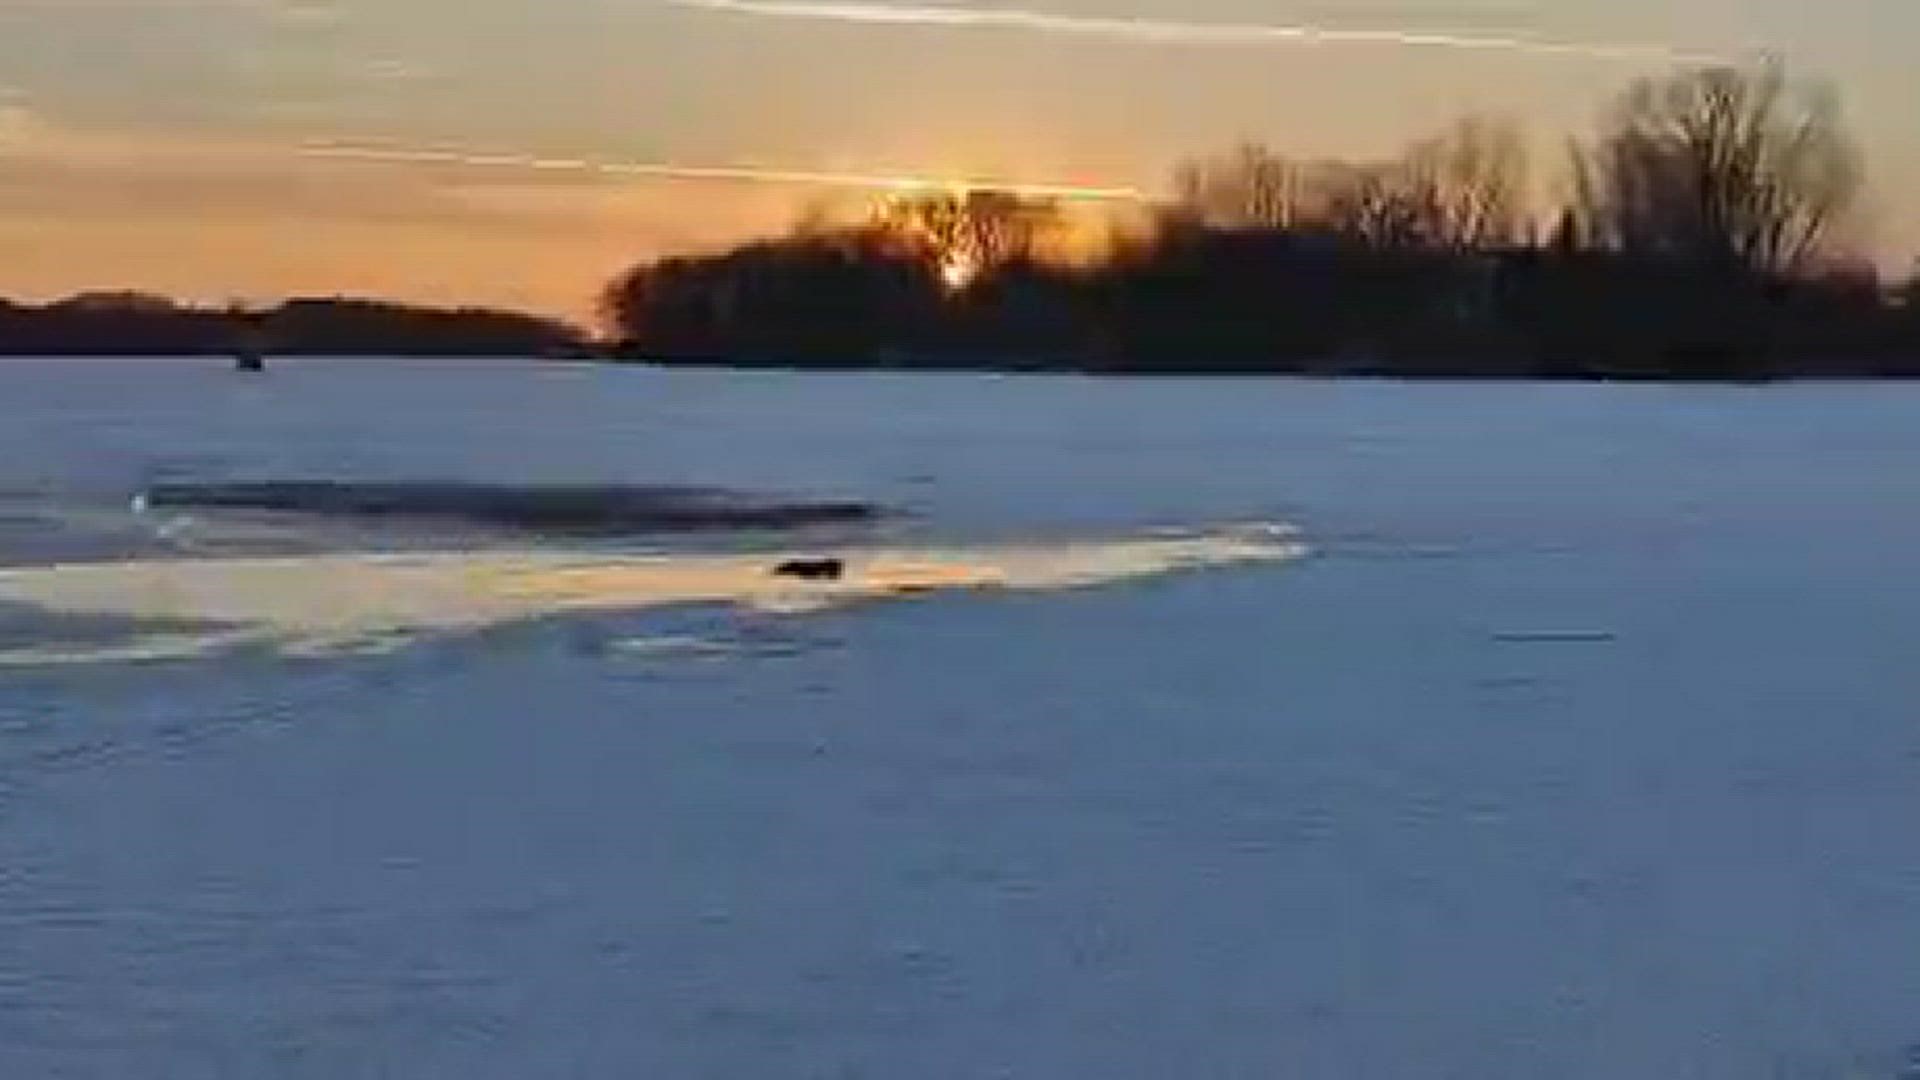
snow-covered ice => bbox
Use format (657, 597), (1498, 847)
(2, 358), (1919, 1078)
(0, 526), (1304, 664)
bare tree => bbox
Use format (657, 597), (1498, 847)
(1403, 117), (1529, 249)
(1171, 143), (1303, 228)
(953, 190), (1061, 267)
(1570, 60), (1861, 275)
(1317, 162), (1436, 248)
(869, 191), (1063, 283)
(1173, 119), (1526, 250)
(1312, 119), (1526, 249)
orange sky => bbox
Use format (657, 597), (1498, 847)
(0, 107), (819, 320)
(1, 0), (1916, 318)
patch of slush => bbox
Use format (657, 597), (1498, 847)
(0, 523), (1303, 665)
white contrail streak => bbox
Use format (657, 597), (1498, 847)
(300, 141), (1150, 201)
(666, 0), (1723, 64)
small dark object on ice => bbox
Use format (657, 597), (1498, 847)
(232, 315), (269, 371)
(774, 558), (846, 581)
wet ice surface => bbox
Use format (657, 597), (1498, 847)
(0, 527), (1304, 664)
(136, 481), (879, 535)
(4, 358), (1920, 1077)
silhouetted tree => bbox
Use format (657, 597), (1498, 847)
(558, 64), (1917, 378)
(1570, 60), (1861, 274)
(1319, 162), (1439, 249)
(1402, 117), (1530, 250)
(870, 191), (1064, 286)
(1172, 143), (1303, 228)
(602, 230), (945, 363)
(1173, 119), (1526, 252)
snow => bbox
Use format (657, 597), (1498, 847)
(0, 526), (1304, 664)
(2, 358), (1920, 1077)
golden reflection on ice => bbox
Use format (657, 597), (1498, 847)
(0, 525), (1303, 665)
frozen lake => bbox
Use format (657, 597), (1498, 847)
(3, 358), (1919, 1077)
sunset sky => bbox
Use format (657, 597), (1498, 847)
(1, 0), (1915, 319)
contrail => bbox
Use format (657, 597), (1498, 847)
(300, 141), (1150, 201)
(666, 0), (1723, 64)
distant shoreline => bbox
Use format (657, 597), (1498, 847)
(6, 285), (1917, 382)
(10, 348), (1919, 383)
(615, 360), (1916, 383)
(0, 294), (591, 362)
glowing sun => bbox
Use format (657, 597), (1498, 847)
(939, 249), (981, 291)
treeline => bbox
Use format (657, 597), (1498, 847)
(605, 63), (1920, 379)
(0, 293), (589, 358)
